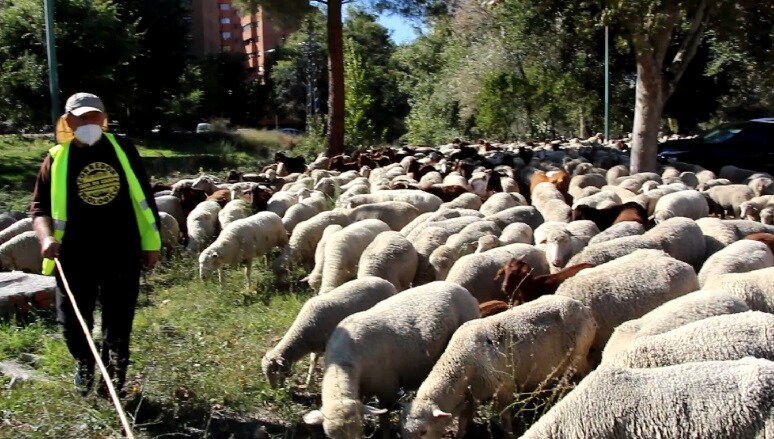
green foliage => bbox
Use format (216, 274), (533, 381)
(476, 71), (520, 140)
(343, 37), (378, 148)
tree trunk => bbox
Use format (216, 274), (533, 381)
(325, 0), (345, 158)
(630, 58), (665, 174)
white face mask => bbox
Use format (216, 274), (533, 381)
(73, 124), (103, 146)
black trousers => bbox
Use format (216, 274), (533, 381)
(54, 257), (141, 370)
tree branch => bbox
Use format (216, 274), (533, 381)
(665, 0), (708, 98)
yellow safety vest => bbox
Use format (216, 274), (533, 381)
(41, 132), (161, 275)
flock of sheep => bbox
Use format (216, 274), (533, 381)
(2, 137), (774, 438)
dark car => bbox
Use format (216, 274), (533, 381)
(657, 118), (774, 175)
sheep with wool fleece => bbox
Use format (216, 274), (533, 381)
(304, 224), (344, 292)
(412, 220), (484, 285)
(302, 281), (480, 439)
(644, 217), (707, 269)
(601, 289), (752, 363)
(520, 357), (774, 439)
(696, 217), (774, 257)
(439, 193), (482, 211)
(272, 210), (351, 276)
(0, 218), (32, 247)
(357, 231), (418, 292)
(317, 219), (391, 294)
(739, 195), (774, 221)
(603, 311), (774, 369)
(159, 212), (181, 250)
(538, 220), (600, 269)
(218, 199), (252, 230)
(567, 234), (661, 267)
(567, 173), (607, 199)
(697, 239), (774, 287)
(339, 190), (443, 214)
(281, 202), (320, 235)
(198, 211), (287, 286)
(404, 211), (484, 242)
(701, 184), (754, 218)
(401, 295), (597, 439)
(703, 266), (774, 314)
(478, 192), (527, 217)
(747, 176), (774, 197)
(428, 221), (502, 280)
(605, 164), (629, 185)
(446, 243), (550, 303)
(343, 201), (421, 231)
(498, 222), (533, 245)
(571, 190), (622, 209)
(529, 182), (565, 211)
(483, 206), (544, 231)
(0, 214), (17, 232)
(185, 200), (221, 253)
(653, 189), (709, 223)
(262, 277), (398, 388)
(587, 221), (644, 245)
(265, 191), (298, 218)
(154, 195), (186, 234)
(0, 231), (41, 272)
(556, 249), (699, 363)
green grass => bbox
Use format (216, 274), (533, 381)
(0, 255), (317, 438)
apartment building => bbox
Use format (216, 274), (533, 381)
(217, 1), (245, 54)
(240, 8), (300, 80)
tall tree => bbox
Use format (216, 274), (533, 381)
(233, 0), (434, 157)
(0, 0), (141, 128)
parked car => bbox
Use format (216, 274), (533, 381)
(275, 127), (302, 136)
(657, 118), (774, 175)
(196, 123), (213, 134)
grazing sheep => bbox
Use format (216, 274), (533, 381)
(483, 206), (544, 231)
(567, 234), (662, 267)
(305, 225), (344, 292)
(739, 195), (774, 221)
(302, 282), (480, 439)
(401, 295), (597, 439)
(446, 243), (549, 303)
(273, 210), (351, 275)
(571, 190), (622, 209)
(697, 239), (774, 287)
(159, 212), (181, 251)
(478, 192), (527, 217)
(556, 249), (699, 362)
(357, 231), (418, 292)
(587, 221), (644, 245)
(439, 193), (482, 210)
(0, 218), (32, 246)
(401, 209), (482, 239)
(218, 199), (252, 230)
(342, 190), (443, 214)
(696, 217), (774, 256)
(567, 173), (607, 199)
(538, 220), (599, 268)
(534, 198), (572, 222)
(601, 289), (753, 362)
(747, 176), (774, 197)
(185, 200), (221, 253)
(262, 277), (398, 388)
(644, 217), (707, 269)
(198, 211), (287, 286)
(499, 259), (595, 305)
(604, 311), (774, 368)
(345, 201), (421, 231)
(520, 357), (774, 439)
(498, 222), (533, 245)
(703, 267), (774, 314)
(529, 182), (565, 211)
(701, 184), (754, 218)
(318, 219), (392, 294)
(605, 164), (629, 185)
(572, 201), (648, 231)
(281, 202), (320, 235)
(653, 189), (709, 223)
(0, 231), (41, 273)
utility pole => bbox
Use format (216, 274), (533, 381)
(604, 25), (610, 143)
(44, 0), (60, 128)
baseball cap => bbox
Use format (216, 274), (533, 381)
(65, 92), (105, 116)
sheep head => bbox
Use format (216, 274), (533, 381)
(400, 399), (453, 439)
(261, 352), (292, 388)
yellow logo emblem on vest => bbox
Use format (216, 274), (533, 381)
(77, 162), (121, 205)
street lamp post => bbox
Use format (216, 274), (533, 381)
(44, 0), (60, 128)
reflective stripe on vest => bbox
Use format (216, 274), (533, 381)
(41, 133), (161, 275)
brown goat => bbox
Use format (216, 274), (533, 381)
(744, 232), (774, 253)
(242, 185), (274, 212)
(529, 169), (570, 196)
(274, 151), (307, 174)
(206, 189), (232, 207)
(571, 201), (649, 231)
(498, 258), (595, 305)
(479, 300), (510, 318)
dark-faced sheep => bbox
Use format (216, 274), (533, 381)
(571, 201), (649, 231)
(497, 258), (595, 305)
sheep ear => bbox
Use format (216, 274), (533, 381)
(275, 356), (285, 367)
(362, 404), (388, 415)
(432, 408), (452, 418)
(303, 410), (324, 425)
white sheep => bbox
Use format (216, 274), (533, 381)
(739, 195), (774, 221)
(653, 189), (709, 223)
(272, 210), (351, 275)
(702, 184), (754, 218)
(520, 357), (774, 439)
(266, 191), (298, 218)
(697, 239), (774, 287)
(498, 222), (533, 245)
(159, 212), (181, 251)
(601, 289), (752, 363)
(529, 182), (565, 211)
(446, 243), (550, 303)
(0, 214), (16, 232)
(604, 311), (774, 369)
(318, 219), (391, 294)
(356, 231), (418, 292)
(556, 249), (699, 362)
(483, 206), (544, 231)
(401, 295), (597, 439)
(478, 192), (527, 216)
(571, 190), (621, 209)
(218, 199), (252, 230)
(262, 277), (398, 388)
(0, 231), (41, 273)
(696, 217), (774, 256)
(537, 220), (600, 269)
(198, 211), (287, 286)
(644, 217), (707, 269)
(344, 201), (421, 231)
(405, 211), (484, 242)
(586, 221), (644, 245)
(341, 190), (443, 214)
(185, 200), (221, 253)
(439, 193), (482, 210)
(567, 173), (607, 199)
(703, 266), (774, 314)
(281, 202), (320, 235)
(0, 217), (32, 246)
(302, 281), (480, 439)
(305, 224), (344, 292)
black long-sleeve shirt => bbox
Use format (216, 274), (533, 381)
(29, 134), (160, 264)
